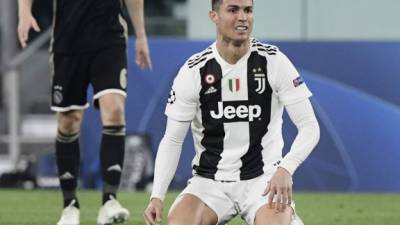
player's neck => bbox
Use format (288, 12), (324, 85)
(216, 37), (250, 64)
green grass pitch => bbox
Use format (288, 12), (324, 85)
(0, 189), (399, 225)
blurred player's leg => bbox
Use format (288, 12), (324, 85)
(57, 199), (80, 225)
(97, 195), (129, 225)
(55, 110), (83, 225)
(97, 94), (128, 224)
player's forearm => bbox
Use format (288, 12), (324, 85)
(18, 0), (34, 18)
(151, 118), (190, 201)
(280, 99), (320, 175)
(124, 0), (147, 39)
(151, 139), (182, 201)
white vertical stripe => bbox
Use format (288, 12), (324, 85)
(118, 14), (128, 44)
(215, 57), (250, 180)
(216, 122), (249, 180)
(49, 0), (57, 53)
(49, 53), (54, 85)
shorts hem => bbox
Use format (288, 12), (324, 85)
(51, 103), (90, 112)
(179, 191), (225, 224)
(93, 89), (127, 100)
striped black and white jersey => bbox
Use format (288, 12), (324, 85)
(165, 38), (312, 181)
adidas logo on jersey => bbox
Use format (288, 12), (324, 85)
(210, 101), (261, 122)
(107, 164), (122, 172)
(59, 172), (74, 180)
(204, 86), (217, 95)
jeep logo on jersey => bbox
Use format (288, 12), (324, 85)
(210, 101), (261, 122)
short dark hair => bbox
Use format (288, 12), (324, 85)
(211, 0), (223, 10)
(212, 0), (253, 10)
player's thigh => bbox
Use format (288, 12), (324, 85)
(254, 203), (292, 225)
(51, 53), (90, 111)
(168, 194), (218, 225)
(90, 45), (127, 109)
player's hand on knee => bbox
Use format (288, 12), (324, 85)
(262, 167), (293, 212)
(143, 198), (164, 225)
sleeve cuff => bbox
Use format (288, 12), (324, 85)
(150, 193), (165, 202)
(278, 159), (299, 176)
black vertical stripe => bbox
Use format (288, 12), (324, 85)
(240, 52), (272, 180)
(193, 58), (224, 179)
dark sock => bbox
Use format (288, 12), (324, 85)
(102, 192), (117, 204)
(100, 125), (125, 204)
(64, 197), (80, 209)
(56, 130), (80, 208)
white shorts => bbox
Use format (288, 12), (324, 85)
(172, 170), (296, 225)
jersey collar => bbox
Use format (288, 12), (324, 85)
(212, 39), (252, 75)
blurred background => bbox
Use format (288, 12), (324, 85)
(0, 0), (399, 193)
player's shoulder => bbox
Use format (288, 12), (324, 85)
(250, 38), (280, 57)
(174, 45), (214, 82)
(184, 44), (215, 70)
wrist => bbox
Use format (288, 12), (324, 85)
(278, 159), (297, 175)
(277, 166), (291, 176)
(150, 193), (164, 201)
(18, 10), (32, 18)
(150, 197), (163, 204)
(18, 9), (32, 18)
(135, 32), (147, 40)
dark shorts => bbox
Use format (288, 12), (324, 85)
(50, 46), (127, 112)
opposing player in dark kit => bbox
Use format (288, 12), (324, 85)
(18, 0), (152, 224)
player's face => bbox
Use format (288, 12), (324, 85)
(210, 0), (254, 44)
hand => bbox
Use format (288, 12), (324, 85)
(262, 167), (293, 212)
(135, 36), (152, 70)
(17, 13), (41, 48)
(143, 198), (163, 225)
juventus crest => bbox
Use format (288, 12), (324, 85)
(253, 68), (266, 94)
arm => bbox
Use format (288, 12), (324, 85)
(143, 118), (191, 225)
(151, 118), (191, 200)
(280, 99), (320, 175)
(264, 99), (320, 212)
(17, 0), (41, 48)
(124, 0), (152, 70)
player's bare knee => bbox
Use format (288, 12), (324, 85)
(166, 216), (178, 225)
(101, 103), (125, 125)
(263, 222), (285, 225)
(99, 94), (125, 116)
(166, 210), (192, 225)
(57, 111), (83, 134)
(256, 217), (290, 225)
(255, 209), (292, 225)
(166, 217), (187, 225)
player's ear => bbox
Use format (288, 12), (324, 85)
(209, 10), (218, 24)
